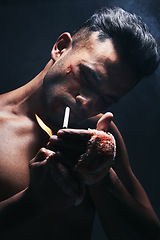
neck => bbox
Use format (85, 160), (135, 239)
(0, 59), (54, 124)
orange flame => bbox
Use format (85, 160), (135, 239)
(35, 114), (52, 137)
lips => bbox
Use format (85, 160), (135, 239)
(49, 95), (89, 127)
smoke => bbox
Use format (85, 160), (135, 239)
(0, 0), (160, 238)
(99, 0), (160, 43)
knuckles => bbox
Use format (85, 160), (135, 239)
(38, 147), (54, 158)
(75, 130), (116, 184)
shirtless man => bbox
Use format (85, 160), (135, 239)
(0, 7), (160, 240)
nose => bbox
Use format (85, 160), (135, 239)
(76, 95), (92, 110)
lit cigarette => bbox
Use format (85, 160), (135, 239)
(63, 107), (70, 128)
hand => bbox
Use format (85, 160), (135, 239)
(47, 112), (116, 185)
(28, 148), (85, 213)
(76, 112), (116, 184)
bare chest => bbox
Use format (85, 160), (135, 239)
(0, 117), (48, 200)
(0, 116), (95, 237)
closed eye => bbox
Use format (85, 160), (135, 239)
(79, 63), (119, 107)
(79, 64), (100, 91)
(79, 66), (93, 88)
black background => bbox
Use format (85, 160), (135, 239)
(0, 0), (160, 239)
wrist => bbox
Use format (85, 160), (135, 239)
(88, 168), (113, 190)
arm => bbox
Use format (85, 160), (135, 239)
(54, 113), (160, 239)
(88, 121), (160, 240)
(0, 148), (85, 239)
(0, 188), (40, 239)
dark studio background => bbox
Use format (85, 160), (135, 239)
(0, 0), (160, 239)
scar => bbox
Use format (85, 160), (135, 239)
(66, 64), (74, 74)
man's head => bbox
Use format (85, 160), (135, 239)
(72, 7), (160, 79)
(43, 7), (160, 130)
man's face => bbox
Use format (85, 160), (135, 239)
(43, 32), (137, 130)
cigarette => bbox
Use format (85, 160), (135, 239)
(63, 107), (70, 128)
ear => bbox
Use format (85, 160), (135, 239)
(96, 112), (113, 132)
(51, 32), (72, 61)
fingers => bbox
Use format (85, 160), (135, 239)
(74, 128), (116, 185)
(29, 148), (85, 208)
(29, 148), (54, 166)
(57, 128), (92, 140)
(48, 155), (85, 205)
(45, 112), (114, 188)
(47, 135), (62, 152)
(47, 135), (87, 153)
(47, 133), (90, 168)
(76, 144), (114, 175)
(96, 112), (113, 132)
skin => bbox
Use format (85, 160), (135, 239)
(54, 115), (160, 239)
(0, 31), (159, 239)
(42, 32), (137, 132)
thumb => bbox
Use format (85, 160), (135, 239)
(96, 112), (113, 132)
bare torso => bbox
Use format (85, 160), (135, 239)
(0, 106), (95, 239)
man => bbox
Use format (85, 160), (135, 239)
(0, 7), (160, 239)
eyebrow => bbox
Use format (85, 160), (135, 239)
(79, 63), (119, 105)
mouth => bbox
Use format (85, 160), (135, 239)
(47, 94), (89, 128)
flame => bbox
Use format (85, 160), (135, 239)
(35, 114), (52, 137)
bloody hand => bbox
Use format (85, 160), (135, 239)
(47, 112), (116, 185)
(28, 147), (85, 213)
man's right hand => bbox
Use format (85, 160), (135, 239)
(28, 147), (85, 213)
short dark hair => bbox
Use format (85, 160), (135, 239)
(73, 7), (160, 79)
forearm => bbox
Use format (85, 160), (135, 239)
(0, 145), (86, 239)
(89, 168), (160, 240)
(0, 188), (40, 239)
